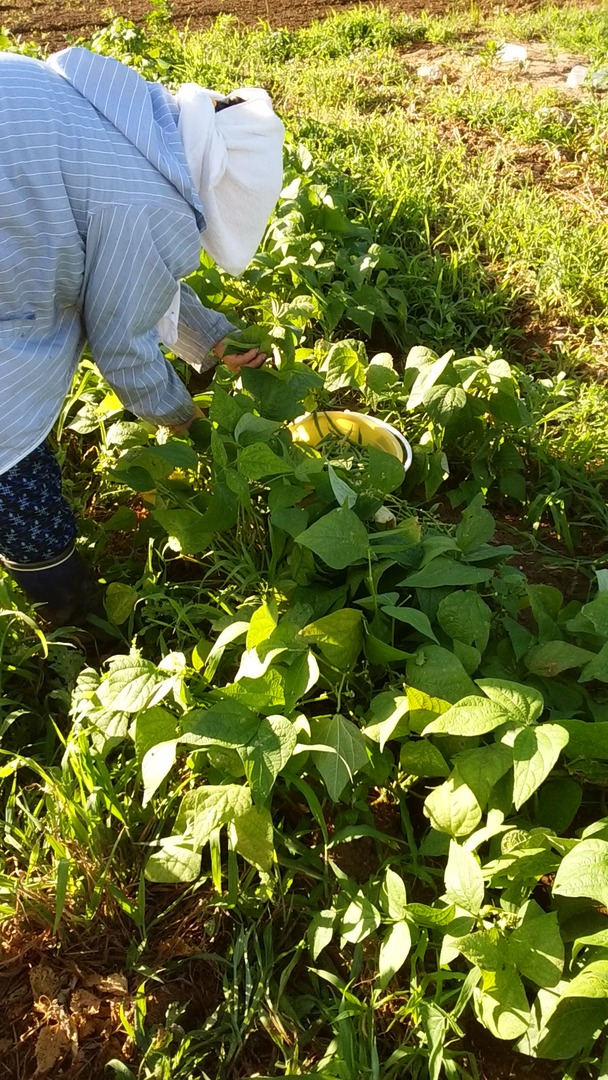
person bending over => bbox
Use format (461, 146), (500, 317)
(0, 46), (284, 628)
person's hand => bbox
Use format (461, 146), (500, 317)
(167, 404), (203, 436)
(213, 337), (268, 373)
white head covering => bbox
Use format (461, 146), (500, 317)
(156, 84), (284, 346)
(178, 84), (285, 275)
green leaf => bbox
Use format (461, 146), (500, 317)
(310, 713), (368, 801)
(406, 645), (478, 704)
(221, 667), (286, 711)
(420, 1002), (448, 1080)
(103, 505), (138, 532)
(399, 557), (492, 588)
(537, 777), (582, 833)
(234, 413), (282, 446)
(509, 902), (564, 988)
(405, 344), (439, 369)
(454, 743), (513, 807)
(105, 1061), (137, 1080)
(153, 508), (211, 554)
(296, 507), (369, 569)
(553, 838), (608, 906)
(363, 690), (410, 750)
(400, 740), (450, 778)
(237, 443), (293, 480)
(559, 720), (608, 760)
(246, 600), (279, 650)
(381, 867), (408, 919)
(527, 584), (563, 642)
(268, 481), (310, 512)
(124, 441), (197, 479)
(407, 351), (453, 409)
(241, 714), (297, 801)
(230, 805), (274, 872)
(283, 650), (320, 711)
(145, 842), (201, 883)
(455, 494), (495, 552)
(366, 353), (397, 396)
(209, 385), (253, 431)
(423, 696), (511, 737)
(452, 640), (481, 675)
(181, 701), (260, 749)
(535, 961), (608, 1059)
(475, 679), (544, 725)
(406, 902), (456, 927)
(341, 892), (381, 944)
(223, 324), (274, 354)
(444, 840), (484, 914)
(451, 928), (505, 971)
(270, 506), (309, 538)
(299, 609), (363, 670)
(309, 909), (336, 959)
(525, 641), (595, 677)
(407, 685), (451, 733)
(364, 633), (410, 665)
(224, 467), (252, 506)
(134, 706), (178, 761)
(141, 739), (178, 807)
(579, 593), (608, 638)
(423, 383), (467, 425)
(366, 447), (406, 494)
(474, 965), (530, 1041)
(327, 464), (357, 509)
(512, 724), (570, 810)
(96, 656), (163, 713)
(241, 364), (323, 421)
(320, 339), (367, 392)
(424, 773), (482, 837)
(579, 642), (608, 683)
(175, 784), (252, 847)
(378, 920), (412, 987)
(104, 582), (138, 625)
(87, 708), (129, 754)
(382, 605), (439, 643)
(134, 706), (180, 806)
(437, 591), (492, 651)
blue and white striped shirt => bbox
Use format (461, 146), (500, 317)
(0, 47), (233, 474)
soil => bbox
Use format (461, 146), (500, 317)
(0, 893), (227, 1080)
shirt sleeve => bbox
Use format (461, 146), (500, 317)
(170, 283), (234, 373)
(82, 203), (199, 426)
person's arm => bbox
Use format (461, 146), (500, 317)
(172, 282), (270, 377)
(82, 203), (200, 427)
(170, 282), (234, 373)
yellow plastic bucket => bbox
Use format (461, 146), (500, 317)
(288, 410), (413, 476)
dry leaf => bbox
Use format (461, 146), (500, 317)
(157, 935), (195, 959)
(29, 964), (61, 1003)
(70, 989), (102, 1016)
(34, 1025), (70, 1075)
(94, 972), (129, 996)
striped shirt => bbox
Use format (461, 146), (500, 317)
(0, 47), (233, 475)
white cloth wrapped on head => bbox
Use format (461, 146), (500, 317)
(156, 84), (284, 346)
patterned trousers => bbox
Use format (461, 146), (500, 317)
(0, 443), (77, 564)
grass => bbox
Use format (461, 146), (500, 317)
(158, 9), (608, 378)
(2, 3), (608, 1078)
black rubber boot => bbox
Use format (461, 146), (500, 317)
(4, 543), (106, 630)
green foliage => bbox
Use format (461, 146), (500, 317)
(4, 3), (608, 1077)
